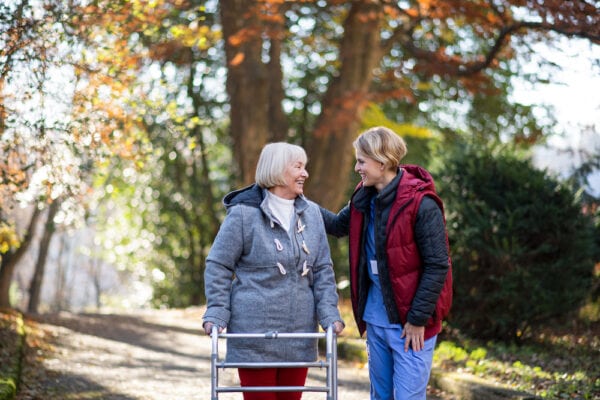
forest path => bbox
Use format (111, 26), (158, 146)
(16, 308), (375, 400)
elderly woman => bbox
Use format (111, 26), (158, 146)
(203, 142), (344, 400)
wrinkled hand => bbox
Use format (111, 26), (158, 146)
(401, 322), (425, 352)
(203, 321), (224, 336)
(331, 321), (345, 335)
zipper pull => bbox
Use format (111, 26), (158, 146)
(274, 239), (283, 251)
(276, 262), (287, 275)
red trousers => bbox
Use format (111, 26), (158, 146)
(238, 367), (309, 400)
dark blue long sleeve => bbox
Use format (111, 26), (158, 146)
(319, 204), (351, 238)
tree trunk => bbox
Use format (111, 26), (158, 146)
(50, 234), (64, 312)
(0, 80), (6, 134)
(266, 21), (288, 143)
(0, 206), (41, 308)
(220, 0), (287, 185)
(305, 2), (384, 210)
(219, 1), (382, 208)
(220, 0), (270, 185)
(51, 233), (69, 312)
(27, 200), (60, 313)
(90, 258), (102, 310)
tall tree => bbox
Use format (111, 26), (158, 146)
(69, 0), (230, 305)
(219, 0), (600, 209)
(0, 0), (131, 309)
(27, 199), (60, 313)
(0, 0), (55, 308)
(63, 0), (599, 309)
(0, 207), (41, 308)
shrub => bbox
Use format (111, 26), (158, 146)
(434, 142), (597, 341)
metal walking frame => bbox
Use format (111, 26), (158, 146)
(210, 326), (338, 400)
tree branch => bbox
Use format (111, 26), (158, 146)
(404, 18), (599, 78)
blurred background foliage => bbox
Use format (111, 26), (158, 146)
(0, 0), (598, 346)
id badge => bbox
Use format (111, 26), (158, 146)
(370, 260), (378, 275)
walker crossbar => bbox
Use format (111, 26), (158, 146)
(217, 361), (327, 368)
(216, 386), (329, 393)
(210, 326), (338, 400)
(219, 332), (325, 339)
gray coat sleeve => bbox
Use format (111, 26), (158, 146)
(202, 206), (244, 328)
(408, 196), (450, 326)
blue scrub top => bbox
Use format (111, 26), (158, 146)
(362, 196), (399, 328)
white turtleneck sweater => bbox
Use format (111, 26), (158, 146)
(266, 190), (295, 233)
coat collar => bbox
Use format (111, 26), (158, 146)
(223, 183), (309, 214)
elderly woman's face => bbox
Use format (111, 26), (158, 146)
(276, 159), (309, 199)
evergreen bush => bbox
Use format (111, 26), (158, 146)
(434, 143), (597, 341)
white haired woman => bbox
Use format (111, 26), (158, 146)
(203, 142), (344, 400)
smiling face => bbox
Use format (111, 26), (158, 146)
(352, 127), (407, 192)
(271, 159), (309, 199)
(354, 150), (385, 189)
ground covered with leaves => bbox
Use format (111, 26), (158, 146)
(0, 308), (375, 400)
(1, 304), (598, 399)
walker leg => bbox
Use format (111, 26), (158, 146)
(211, 329), (336, 399)
(326, 326), (338, 400)
(211, 326), (219, 400)
(332, 328), (337, 400)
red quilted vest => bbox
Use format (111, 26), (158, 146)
(348, 165), (452, 338)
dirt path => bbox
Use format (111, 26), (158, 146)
(17, 308), (374, 400)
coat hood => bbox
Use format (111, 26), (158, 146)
(222, 183), (311, 215)
(223, 184), (264, 210)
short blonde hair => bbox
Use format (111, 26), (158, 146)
(255, 142), (308, 188)
(353, 126), (407, 169)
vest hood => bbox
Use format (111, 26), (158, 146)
(400, 164), (437, 191)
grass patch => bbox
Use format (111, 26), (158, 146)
(0, 379), (16, 399)
(334, 299), (367, 364)
(336, 300), (599, 398)
(0, 309), (25, 400)
(435, 321), (600, 399)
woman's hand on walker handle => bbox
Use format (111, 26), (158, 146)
(203, 321), (224, 336)
(331, 320), (345, 335)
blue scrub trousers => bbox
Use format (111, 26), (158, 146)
(366, 323), (437, 400)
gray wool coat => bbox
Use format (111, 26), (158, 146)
(203, 184), (342, 362)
